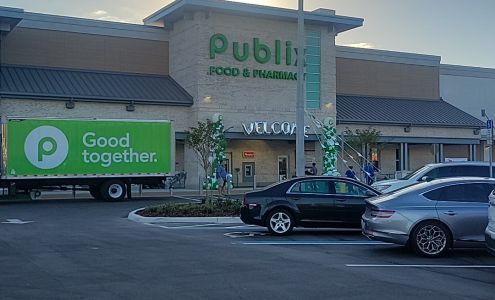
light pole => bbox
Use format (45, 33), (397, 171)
(296, 0), (305, 177)
(482, 109), (493, 178)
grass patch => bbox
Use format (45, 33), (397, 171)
(139, 198), (241, 217)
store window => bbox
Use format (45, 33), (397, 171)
(305, 29), (321, 110)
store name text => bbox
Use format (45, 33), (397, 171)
(242, 121), (310, 137)
(209, 33), (298, 81)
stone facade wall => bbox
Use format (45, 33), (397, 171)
(168, 11), (337, 186)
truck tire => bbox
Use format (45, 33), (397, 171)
(89, 185), (101, 200)
(100, 180), (126, 202)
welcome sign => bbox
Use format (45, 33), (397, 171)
(208, 33), (298, 81)
(6, 118), (172, 177)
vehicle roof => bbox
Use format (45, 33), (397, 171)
(423, 161), (492, 167)
(247, 176), (380, 196)
(389, 176), (495, 195)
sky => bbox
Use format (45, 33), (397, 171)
(1, 0), (494, 68)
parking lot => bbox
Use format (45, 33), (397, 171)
(1, 197), (494, 300)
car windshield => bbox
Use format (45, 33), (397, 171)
(400, 165), (430, 180)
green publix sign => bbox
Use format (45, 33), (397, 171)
(7, 119), (172, 177)
(208, 33), (298, 81)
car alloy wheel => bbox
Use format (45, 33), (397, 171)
(412, 221), (451, 257)
(267, 209), (294, 236)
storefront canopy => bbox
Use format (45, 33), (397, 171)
(336, 94), (484, 128)
(0, 65), (193, 105)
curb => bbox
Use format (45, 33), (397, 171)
(128, 208), (242, 224)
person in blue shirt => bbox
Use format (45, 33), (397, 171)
(216, 161), (228, 195)
(363, 163), (375, 185)
(345, 166), (356, 179)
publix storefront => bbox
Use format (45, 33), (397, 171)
(144, 0), (362, 186)
(3, 0), (480, 189)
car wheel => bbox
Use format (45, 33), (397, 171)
(266, 209), (294, 236)
(100, 180), (126, 202)
(411, 221), (452, 258)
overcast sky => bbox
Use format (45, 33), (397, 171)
(1, 0), (494, 68)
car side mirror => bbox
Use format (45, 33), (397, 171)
(365, 190), (377, 197)
(421, 176), (433, 182)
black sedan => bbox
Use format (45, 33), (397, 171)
(241, 176), (380, 235)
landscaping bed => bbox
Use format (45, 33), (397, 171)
(138, 199), (241, 217)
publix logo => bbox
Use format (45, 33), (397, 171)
(24, 126), (69, 169)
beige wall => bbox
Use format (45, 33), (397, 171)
(444, 144), (469, 160)
(337, 58), (440, 100)
(409, 144), (435, 170)
(0, 98), (190, 130)
(3, 27), (169, 75)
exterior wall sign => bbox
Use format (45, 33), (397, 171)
(242, 151), (256, 158)
(242, 121), (310, 137)
(209, 33), (298, 81)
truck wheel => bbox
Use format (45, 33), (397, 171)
(100, 180), (126, 202)
(89, 185), (101, 200)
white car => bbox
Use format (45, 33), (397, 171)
(373, 162), (495, 193)
(486, 190), (495, 255)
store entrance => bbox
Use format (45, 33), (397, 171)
(242, 162), (255, 185)
(278, 155), (288, 181)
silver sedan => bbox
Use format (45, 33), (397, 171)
(362, 177), (495, 257)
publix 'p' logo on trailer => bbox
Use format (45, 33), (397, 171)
(24, 126), (69, 169)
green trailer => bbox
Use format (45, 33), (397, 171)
(0, 118), (174, 201)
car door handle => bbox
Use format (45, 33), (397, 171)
(443, 211), (457, 216)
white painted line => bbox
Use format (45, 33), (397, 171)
(241, 241), (390, 245)
(1, 219), (34, 224)
(346, 264), (495, 268)
(225, 225), (257, 229)
(157, 224), (218, 229)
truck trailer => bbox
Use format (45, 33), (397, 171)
(0, 118), (174, 201)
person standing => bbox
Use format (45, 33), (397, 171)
(363, 163), (375, 185)
(216, 161), (227, 195)
(310, 162), (318, 176)
(345, 166), (356, 179)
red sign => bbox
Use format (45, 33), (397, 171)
(242, 151), (256, 158)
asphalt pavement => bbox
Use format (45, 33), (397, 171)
(1, 196), (494, 300)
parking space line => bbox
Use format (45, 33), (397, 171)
(241, 241), (390, 245)
(346, 264), (495, 268)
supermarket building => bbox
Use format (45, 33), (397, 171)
(0, 0), (490, 187)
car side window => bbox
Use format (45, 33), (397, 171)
(290, 180), (329, 194)
(333, 181), (369, 196)
(457, 165), (490, 177)
(424, 183), (491, 203)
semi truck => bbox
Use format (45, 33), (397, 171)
(0, 118), (174, 201)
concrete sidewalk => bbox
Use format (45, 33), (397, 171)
(1, 187), (256, 201)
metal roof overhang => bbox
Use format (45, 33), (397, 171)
(144, 0), (363, 33)
(0, 6), (24, 33)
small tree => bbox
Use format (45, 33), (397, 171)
(343, 127), (381, 163)
(185, 120), (219, 197)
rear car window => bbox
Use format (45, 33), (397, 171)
(423, 183), (495, 203)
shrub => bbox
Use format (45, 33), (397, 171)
(139, 199), (241, 217)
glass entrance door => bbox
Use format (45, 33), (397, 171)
(278, 156), (288, 181)
(242, 162), (255, 184)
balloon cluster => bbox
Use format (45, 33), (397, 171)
(208, 113), (227, 190)
(322, 117), (340, 176)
